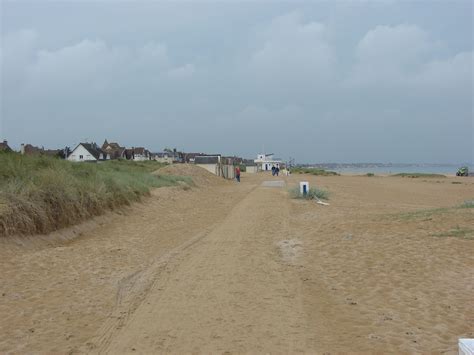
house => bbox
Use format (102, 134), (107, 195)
(20, 143), (62, 158)
(153, 152), (174, 164)
(254, 153), (282, 172)
(242, 159), (258, 173)
(0, 140), (12, 152)
(122, 147), (151, 161)
(101, 139), (126, 160)
(194, 155), (236, 179)
(153, 149), (183, 164)
(67, 143), (110, 162)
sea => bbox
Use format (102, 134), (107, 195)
(305, 164), (474, 175)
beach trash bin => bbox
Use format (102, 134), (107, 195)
(299, 181), (309, 196)
(459, 339), (474, 355)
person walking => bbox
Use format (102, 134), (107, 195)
(235, 166), (241, 183)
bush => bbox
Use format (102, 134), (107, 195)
(289, 186), (330, 200)
(366, 173), (375, 177)
(0, 154), (190, 237)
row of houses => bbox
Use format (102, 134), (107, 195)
(1, 138), (283, 178)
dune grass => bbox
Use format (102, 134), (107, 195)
(431, 226), (474, 240)
(291, 167), (339, 176)
(392, 173), (446, 178)
(289, 186), (330, 200)
(391, 199), (474, 221)
(0, 153), (191, 237)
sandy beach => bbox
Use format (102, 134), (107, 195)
(0, 166), (473, 353)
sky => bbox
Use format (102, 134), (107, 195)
(1, 0), (473, 164)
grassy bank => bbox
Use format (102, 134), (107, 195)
(0, 153), (191, 237)
(292, 167), (339, 176)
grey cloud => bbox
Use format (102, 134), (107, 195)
(1, 2), (472, 163)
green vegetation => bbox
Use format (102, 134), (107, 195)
(392, 173), (446, 178)
(392, 199), (474, 221)
(0, 153), (191, 237)
(431, 226), (474, 240)
(366, 173), (375, 177)
(289, 186), (330, 200)
(292, 167), (339, 176)
(460, 200), (474, 209)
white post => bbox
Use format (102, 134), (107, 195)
(299, 181), (309, 196)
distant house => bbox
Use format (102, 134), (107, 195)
(153, 150), (182, 164)
(254, 153), (282, 172)
(20, 143), (62, 158)
(0, 140), (12, 152)
(195, 155), (236, 179)
(153, 152), (174, 164)
(242, 159), (258, 173)
(122, 147), (151, 161)
(101, 139), (126, 160)
(183, 152), (220, 163)
(67, 143), (110, 162)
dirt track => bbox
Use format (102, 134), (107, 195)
(0, 168), (473, 353)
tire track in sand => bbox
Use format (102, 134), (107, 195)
(97, 182), (307, 353)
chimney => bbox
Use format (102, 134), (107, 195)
(3, 140), (7, 145)
(20, 143), (25, 155)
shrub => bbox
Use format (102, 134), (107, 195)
(289, 186), (330, 200)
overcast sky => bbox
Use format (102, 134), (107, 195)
(1, 1), (473, 163)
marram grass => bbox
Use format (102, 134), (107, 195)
(0, 153), (190, 237)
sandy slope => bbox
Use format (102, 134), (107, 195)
(0, 169), (473, 353)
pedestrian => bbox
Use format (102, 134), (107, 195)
(271, 165), (276, 176)
(235, 166), (241, 183)
(276, 166), (280, 176)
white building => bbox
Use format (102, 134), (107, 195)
(254, 153), (282, 172)
(67, 143), (110, 162)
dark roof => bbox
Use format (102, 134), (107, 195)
(133, 147), (147, 155)
(242, 159), (257, 166)
(122, 147), (149, 159)
(23, 144), (43, 155)
(79, 143), (107, 160)
(195, 156), (220, 164)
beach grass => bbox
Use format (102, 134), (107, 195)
(460, 200), (474, 208)
(0, 152), (190, 237)
(392, 173), (446, 178)
(391, 199), (474, 221)
(292, 167), (339, 176)
(431, 226), (474, 240)
(289, 186), (330, 200)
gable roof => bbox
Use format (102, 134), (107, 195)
(72, 143), (107, 160)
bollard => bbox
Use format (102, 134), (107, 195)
(299, 181), (309, 196)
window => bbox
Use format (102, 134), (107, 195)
(79, 155), (83, 160)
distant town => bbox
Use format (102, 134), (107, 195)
(0, 139), (287, 179)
